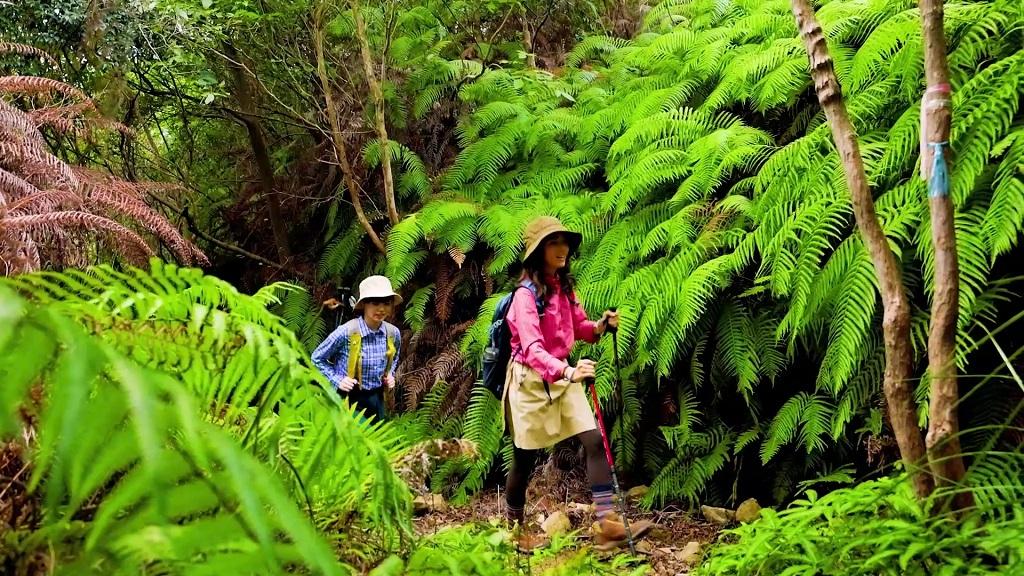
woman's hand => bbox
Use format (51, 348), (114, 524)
(566, 359), (596, 382)
(595, 310), (620, 335)
(337, 376), (358, 392)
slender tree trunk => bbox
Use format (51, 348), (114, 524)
(312, 7), (386, 255)
(351, 0), (400, 226)
(522, 6), (536, 69)
(223, 43), (292, 262)
(918, 0), (972, 511)
(790, 0), (934, 500)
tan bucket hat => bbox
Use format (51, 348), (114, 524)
(522, 216), (582, 262)
(354, 275), (403, 310)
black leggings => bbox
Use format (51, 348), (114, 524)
(505, 429), (612, 509)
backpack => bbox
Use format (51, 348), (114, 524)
(345, 320), (400, 388)
(481, 280), (545, 399)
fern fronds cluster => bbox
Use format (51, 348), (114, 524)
(698, 472), (1024, 575)
(1, 260), (413, 570)
(394, 0), (1024, 505)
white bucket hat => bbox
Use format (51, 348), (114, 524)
(354, 275), (403, 310)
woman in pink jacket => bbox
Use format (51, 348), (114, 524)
(502, 216), (626, 550)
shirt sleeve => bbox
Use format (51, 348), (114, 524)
(571, 296), (599, 344)
(508, 288), (569, 383)
(311, 326), (349, 385)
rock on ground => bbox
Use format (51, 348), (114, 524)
(735, 498), (762, 523)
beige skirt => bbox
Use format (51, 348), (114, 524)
(502, 361), (597, 450)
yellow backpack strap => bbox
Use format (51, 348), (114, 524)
(383, 327), (397, 376)
(347, 329), (362, 385)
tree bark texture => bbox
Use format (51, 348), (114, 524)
(312, 7), (387, 255)
(790, 0), (935, 500)
(223, 43), (292, 262)
(918, 0), (972, 511)
(351, 0), (400, 226)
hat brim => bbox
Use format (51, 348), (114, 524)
(354, 293), (404, 310)
(522, 229), (583, 263)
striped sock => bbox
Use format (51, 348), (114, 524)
(592, 484), (615, 521)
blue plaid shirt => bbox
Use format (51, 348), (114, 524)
(311, 317), (401, 391)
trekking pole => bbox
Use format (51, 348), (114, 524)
(588, 306), (636, 554)
(586, 377), (636, 555)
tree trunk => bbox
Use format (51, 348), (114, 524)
(522, 6), (536, 69)
(918, 0), (972, 512)
(351, 0), (400, 226)
(223, 43), (292, 262)
(790, 0), (934, 500)
(312, 6), (386, 255)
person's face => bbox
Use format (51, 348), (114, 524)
(362, 297), (394, 322)
(543, 233), (571, 271)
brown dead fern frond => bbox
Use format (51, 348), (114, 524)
(0, 67), (206, 273)
(3, 211), (153, 263)
(0, 168), (40, 200)
(0, 76), (88, 102)
(88, 185), (197, 263)
(8, 190), (81, 214)
(432, 345), (463, 384)
(434, 259), (455, 322)
(0, 142), (79, 189)
(28, 102), (135, 137)
(0, 43), (58, 67)
(0, 103), (48, 149)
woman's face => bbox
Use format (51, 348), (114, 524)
(362, 297), (394, 323)
(543, 233), (571, 272)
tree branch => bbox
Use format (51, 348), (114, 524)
(181, 207), (296, 274)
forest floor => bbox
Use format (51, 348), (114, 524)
(412, 466), (721, 575)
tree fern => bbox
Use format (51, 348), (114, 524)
(391, 0), (1024, 506)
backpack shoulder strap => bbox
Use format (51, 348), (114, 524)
(383, 323), (399, 376)
(520, 279), (545, 314)
(346, 320), (363, 383)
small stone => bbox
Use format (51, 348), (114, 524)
(675, 541), (702, 564)
(626, 485), (649, 500)
(701, 505), (736, 525)
(412, 493), (448, 515)
(568, 502), (594, 514)
(541, 510), (572, 537)
(635, 540), (654, 554)
(735, 498), (762, 523)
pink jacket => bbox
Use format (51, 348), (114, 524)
(507, 276), (599, 383)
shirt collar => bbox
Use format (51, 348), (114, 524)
(358, 316), (385, 336)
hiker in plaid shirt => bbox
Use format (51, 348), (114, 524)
(312, 276), (402, 421)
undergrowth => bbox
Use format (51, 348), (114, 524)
(371, 522), (648, 576)
(698, 474), (1024, 575)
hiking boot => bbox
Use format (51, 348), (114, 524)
(591, 512), (656, 552)
(592, 513), (628, 548)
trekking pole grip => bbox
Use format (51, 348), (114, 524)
(607, 306), (618, 334)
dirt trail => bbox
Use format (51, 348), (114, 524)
(413, 486), (720, 575)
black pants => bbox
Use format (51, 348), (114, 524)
(505, 429), (611, 510)
(340, 387), (385, 422)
